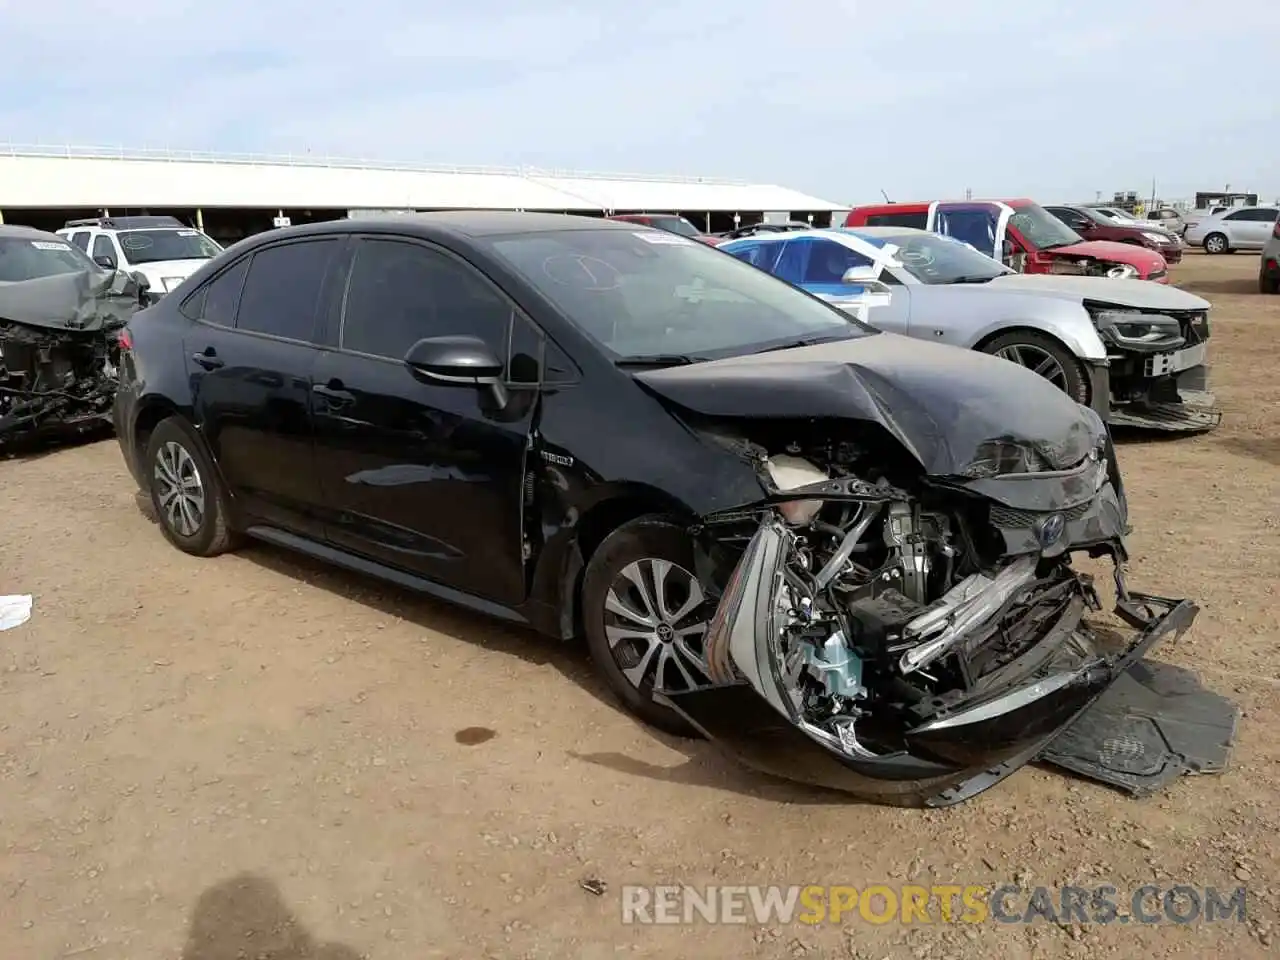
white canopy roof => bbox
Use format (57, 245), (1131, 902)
(0, 146), (844, 213)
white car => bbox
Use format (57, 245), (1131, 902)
(1184, 206), (1280, 254)
(56, 215), (222, 295)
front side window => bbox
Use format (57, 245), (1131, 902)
(92, 234), (118, 268)
(0, 235), (98, 282)
(235, 239), (338, 341)
(341, 238), (512, 361)
(802, 239), (874, 283)
(489, 227), (872, 363)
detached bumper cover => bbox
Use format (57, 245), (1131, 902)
(1108, 390), (1222, 433)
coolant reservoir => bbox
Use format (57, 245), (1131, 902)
(765, 455), (827, 525)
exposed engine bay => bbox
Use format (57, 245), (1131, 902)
(0, 267), (143, 449)
(660, 419), (1239, 807)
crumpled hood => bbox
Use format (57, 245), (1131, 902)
(635, 332), (1103, 476)
(986, 274), (1210, 310)
(1049, 239), (1165, 271)
(0, 268), (143, 331)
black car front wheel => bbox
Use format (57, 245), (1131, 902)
(979, 331), (1090, 405)
(145, 416), (239, 557)
(582, 517), (716, 736)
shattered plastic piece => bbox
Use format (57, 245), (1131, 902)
(0, 595), (33, 631)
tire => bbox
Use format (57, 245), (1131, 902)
(978, 331), (1090, 405)
(1203, 232), (1229, 255)
(1263, 269), (1280, 295)
(581, 517), (715, 737)
(144, 416), (239, 557)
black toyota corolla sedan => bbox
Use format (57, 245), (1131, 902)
(113, 212), (1235, 807)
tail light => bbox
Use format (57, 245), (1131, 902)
(117, 328), (133, 351)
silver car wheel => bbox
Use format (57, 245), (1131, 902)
(603, 558), (711, 695)
(154, 440), (206, 538)
(1204, 234), (1227, 254)
(993, 343), (1070, 392)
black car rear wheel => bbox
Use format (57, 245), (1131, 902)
(979, 331), (1090, 405)
(582, 517), (716, 736)
(145, 416), (239, 557)
(1262, 267), (1280, 295)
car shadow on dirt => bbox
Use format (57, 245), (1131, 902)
(565, 746), (866, 807)
(236, 542), (849, 803)
(181, 872), (359, 960)
(235, 540), (623, 712)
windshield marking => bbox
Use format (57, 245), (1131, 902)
(633, 231), (696, 246)
(31, 241), (71, 251)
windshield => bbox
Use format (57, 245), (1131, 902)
(117, 229), (221, 265)
(874, 232), (1011, 284)
(490, 228), (874, 361)
(1008, 202), (1082, 250)
(646, 217), (702, 238)
(0, 235), (99, 282)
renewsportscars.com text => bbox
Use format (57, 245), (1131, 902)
(620, 883), (1248, 926)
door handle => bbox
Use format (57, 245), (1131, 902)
(313, 383), (355, 406)
(191, 349), (223, 370)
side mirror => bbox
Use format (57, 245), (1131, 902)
(130, 271), (151, 292)
(404, 335), (507, 406)
(94, 255), (116, 270)
(841, 266), (880, 284)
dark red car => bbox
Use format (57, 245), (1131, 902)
(606, 213), (722, 245)
(1044, 205), (1184, 264)
(845, 199), (1170, 282)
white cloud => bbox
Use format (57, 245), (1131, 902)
(0, 0), (1276, 202)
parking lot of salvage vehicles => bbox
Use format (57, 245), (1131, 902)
(0, 233), (1278, 959)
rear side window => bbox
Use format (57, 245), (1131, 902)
(865, 212), (928, 229)
(70, 231), (90, 251)
(235, 239), (339, 341)
(184, 258), (250, 326)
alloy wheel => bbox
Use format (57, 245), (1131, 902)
(1204, 234), (1226, 254)
(603, 558), (712, 695)
(154, 441), (206, 538)
(993, 343), (1069, 392)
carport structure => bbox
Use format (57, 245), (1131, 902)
(0, 145), (845, 245)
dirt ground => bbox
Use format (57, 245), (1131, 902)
(1, 253), (1277, 960)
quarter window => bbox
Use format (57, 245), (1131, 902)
(235, 239), (339, 341)
(341, 238), (511, 361)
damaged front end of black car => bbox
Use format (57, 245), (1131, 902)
(0, 258), (148, 450)
(637, 348), (1239, 808)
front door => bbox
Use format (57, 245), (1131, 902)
(309, 235), (533, 607)
(183, 237), (341, 538)
(926, 201), (1013, 262)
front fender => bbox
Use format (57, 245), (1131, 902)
(967, 310), (1108, 362)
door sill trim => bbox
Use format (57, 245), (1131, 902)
(243, 525), (530, 626)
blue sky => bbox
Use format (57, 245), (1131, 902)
(1, 0), (1275, 204)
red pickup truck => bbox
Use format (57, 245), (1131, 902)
(845, 199), (1169, 283)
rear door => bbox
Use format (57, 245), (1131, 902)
(182, 236), (344, 538)
(925, 201), (1012, 260)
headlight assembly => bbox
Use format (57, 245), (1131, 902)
(1089, 309), (1186, 351)
(1142, 231), (1170, 245)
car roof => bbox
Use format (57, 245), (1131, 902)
(0, 224), (69, 242)
(298, 210), (643, 241)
